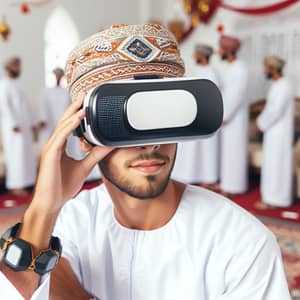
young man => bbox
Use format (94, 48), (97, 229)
(173, 44), (221, 186)
(255, 56), (294, 210)
(218, 35), (249, 197)
(0, 24), (291, 300)
(0, 57), (37, 197)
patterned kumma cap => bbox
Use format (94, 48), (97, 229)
(65, 23), (186, 99)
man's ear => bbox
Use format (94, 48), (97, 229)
(78, 137), (93, 152)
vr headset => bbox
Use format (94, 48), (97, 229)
(74, 76), (223, 147)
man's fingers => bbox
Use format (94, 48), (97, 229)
(79, 146), (115, 175)
(57, 91), (86, 125)
(47, 109), (85, 152)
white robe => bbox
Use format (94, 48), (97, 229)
(38, 86), (71, 148)
(0, 77), (37, 189)
(220, 60), (249, 193)
(172, 65), (220, 183)
(0, 184), (290, 299)
(257, 77), (294, 207)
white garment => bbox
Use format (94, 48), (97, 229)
(0, 184), (290, 299)
(38, 86), (71, 147)
(172, 65), (220, 183)
(220, 60), (249, 193)
(0, 77), (37, 189)
(257, 77), (294, 207)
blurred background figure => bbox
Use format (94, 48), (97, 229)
(173, 43), (221, 186)
(255, 56), (295, 210)
(38, 67), (70, 149)
(0, 57), (37, 197)
(218, 35), (249, 197)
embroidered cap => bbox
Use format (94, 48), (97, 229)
(195, 44), (213, 57)
(264, 55), (286, 70)
(65, 23), (185, 99)
(219, 35), (241, 52)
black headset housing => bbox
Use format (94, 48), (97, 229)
(74, 77), (223, 147)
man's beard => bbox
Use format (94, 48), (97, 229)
(99, 149), (177, 200)
(221, 54), (228, 61)
(9, 70), (20, 78)
(266, 72), (273, 80)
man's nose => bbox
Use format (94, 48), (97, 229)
(139, 144), (161, 151)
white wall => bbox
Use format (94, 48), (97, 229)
(1, 0), (300, 113)
(0, 0), (143, 114)
(152, 0), (300, 100)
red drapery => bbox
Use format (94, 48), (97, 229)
(221, 0), (299, 15)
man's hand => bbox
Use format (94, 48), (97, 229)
(0, 91), (114, 300)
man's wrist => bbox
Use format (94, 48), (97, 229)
(19, 207), (59, 255)
(1, 222), (62, 275)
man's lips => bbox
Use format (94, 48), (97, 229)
(129, 160), (166, 174)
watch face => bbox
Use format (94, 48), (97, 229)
(4, 239), (32, 271)
(5, 244), (22, 267)
(35, 250), (58, 275)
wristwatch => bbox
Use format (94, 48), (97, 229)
(0, 223), (62, 275)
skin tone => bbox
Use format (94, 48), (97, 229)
(194, 51), (209, 66)
(0, 91), (186, 299)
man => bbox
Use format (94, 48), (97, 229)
(173, 44), (220, 186)
(0, 57), (37, 197)
(218, 35), (249, 196)
(38, 68), (71, 148)
(0, 24), (290, 300)
(255, 56), (294, 209)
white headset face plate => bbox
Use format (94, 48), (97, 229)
(126, 90), (197, 131)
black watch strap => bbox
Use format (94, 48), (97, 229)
(0, 222), (21, 250)
(1, 223), (62, 275)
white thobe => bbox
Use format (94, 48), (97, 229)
(0, 77), (37, 189)
(172, 65), (220, 183)
(38, 86), (71, 147)
(0, 184), (291, 300)
(257, 77), (294, 207)
(220, 60), (249, 193)
(39, 86), (100, 181)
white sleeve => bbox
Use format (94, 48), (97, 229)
(257, 86), (291, 131)
(0, 271), (50, 300)
(218, 234), (291, 300)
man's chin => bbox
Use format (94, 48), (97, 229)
(104, 175), (170, 200)
(125, 187), (167, 200)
